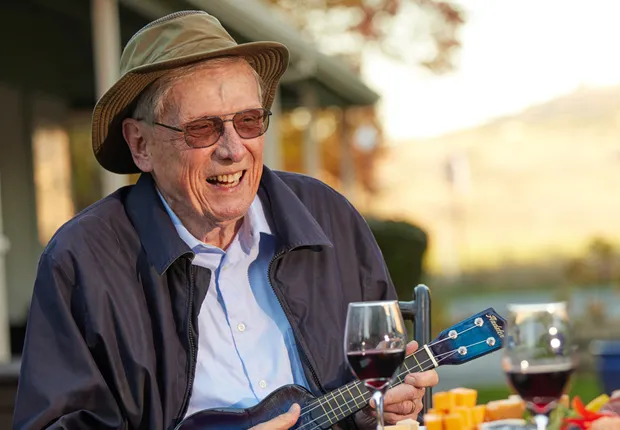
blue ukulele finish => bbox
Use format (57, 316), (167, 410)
(175, 308), (506, 430)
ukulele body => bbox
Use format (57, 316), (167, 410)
(175, 384), (333, 430)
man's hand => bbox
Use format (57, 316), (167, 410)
(249, 403), (301, 430)
(367, 341), (439, 424)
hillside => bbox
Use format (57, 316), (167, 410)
(372, 85), (620, 275)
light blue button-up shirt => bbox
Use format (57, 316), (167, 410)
(157, 192), (309, 417)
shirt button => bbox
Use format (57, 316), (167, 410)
(259, 380), (267, 389)
(237, 323), (246, 332)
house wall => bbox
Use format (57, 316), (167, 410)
(0, 85), (41, 330)
(0, 84), (71, 334)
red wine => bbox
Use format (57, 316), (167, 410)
(507, 364), (573, 412)
(347, 349), (405, 390)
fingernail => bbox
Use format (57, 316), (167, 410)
(289, 403), (300, 413)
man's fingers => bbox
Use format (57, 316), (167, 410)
(383, 397), (424, 417)
(249, 403), (300, 430)
(370, 384), (423, 409)
(405, 370), (439, 388)
(384, 399), (416, 416)
(384, 384), (422, 405)
(405, 340), (418, 355)
(366, 399), (424, 424)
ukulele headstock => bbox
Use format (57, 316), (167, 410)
(427, 308), (506, 366)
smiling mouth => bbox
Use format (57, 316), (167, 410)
(206, 170), (246, 188)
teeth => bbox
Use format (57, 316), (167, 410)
(207, 171), (243, 185)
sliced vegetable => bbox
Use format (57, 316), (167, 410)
(586, 395), (610, 413)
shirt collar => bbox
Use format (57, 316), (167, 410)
(156, 189), (272, 254)
(125, 170), (332, 276)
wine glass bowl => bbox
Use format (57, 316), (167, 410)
(344, 301), (407, 429)
(503, 302), (575, 429)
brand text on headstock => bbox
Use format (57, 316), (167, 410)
(486, 313), (505, 338)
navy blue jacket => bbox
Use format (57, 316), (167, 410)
(13, 168), (397, 429)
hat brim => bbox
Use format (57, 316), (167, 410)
(92, 41), (289, 174)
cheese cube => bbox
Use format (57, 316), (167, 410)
(452, 406), (473, 430)
(423, 413), (443, 430)
(472, 404), (486, 425)
(485, 398), (526, 421)
(443, 412), (464, 430)
(395, 418), (420, 429)
(433, 391), (456, 413)
(451, 387), (478, 408)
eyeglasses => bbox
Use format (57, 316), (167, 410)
(142, 108), (272, 148)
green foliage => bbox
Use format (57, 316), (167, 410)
(366, 218), (428, 300)
(365, 218), (446, 338)
(565, 237), (620, 287)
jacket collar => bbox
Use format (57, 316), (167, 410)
(258, 166), (333, 252)
(125, 168), (332, 275)
(125, 173), (193, 275)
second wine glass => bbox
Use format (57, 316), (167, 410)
(344, 300), (407, 430)
(503, 302), (575, 430)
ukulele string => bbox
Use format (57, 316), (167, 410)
(422, 323), (479, 350)
(296, 326), (483, 420)
(295, 353), (447, 430)
(296, 339), (487, 430)
(299, 322), (481, 416)
(296, 353), (443, 427)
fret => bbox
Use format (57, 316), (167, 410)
(412, 350), (424, 372)
(416, 347), (433, 372)
(315, 396), (333, 425)
(315, 380), (372, 428)
(332, 387), (349, 416)
(323, 386), (348, 426)
(322, 392), (338, 424)
(423, 344), (438, 368)
(336, 386), (350, 417)
(316, 346), (441, 427)
(345, 384), (360, 409)
(355, 381), (367, 402)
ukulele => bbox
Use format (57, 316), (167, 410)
(176, 308), (507, 430)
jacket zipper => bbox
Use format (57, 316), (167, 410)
(267, 250), (325, 395)
(177, 261), (198, 423)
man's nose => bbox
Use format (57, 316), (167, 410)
(213, 122), (245, 162)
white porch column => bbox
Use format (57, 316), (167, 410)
(263, 89), (283, 171)
(91, 0), (127, 195)
(0, 173), (11, 362)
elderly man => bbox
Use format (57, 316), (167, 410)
(13, 10), (437, 430)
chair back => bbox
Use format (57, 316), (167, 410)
(398, 284), (432, 416)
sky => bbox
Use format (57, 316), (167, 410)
(361, 0), (620, 141)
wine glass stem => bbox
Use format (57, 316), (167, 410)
(534, 414), (549, 430)
(372, 390), (385, 430)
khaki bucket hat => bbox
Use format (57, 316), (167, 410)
(92, 10), (290, 174)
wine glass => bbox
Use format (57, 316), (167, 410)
(502, 302), (575, 430)
(344, 301), (407, 430)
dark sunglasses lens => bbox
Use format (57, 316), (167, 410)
(233, 109), (269, 138)
(184, 118), (222, 147)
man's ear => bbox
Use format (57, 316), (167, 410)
(122, 118), (153, 172)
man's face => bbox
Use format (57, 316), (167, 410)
(145, 61), (264, 225)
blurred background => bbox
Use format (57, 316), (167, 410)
(1, 0), (620, 425)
